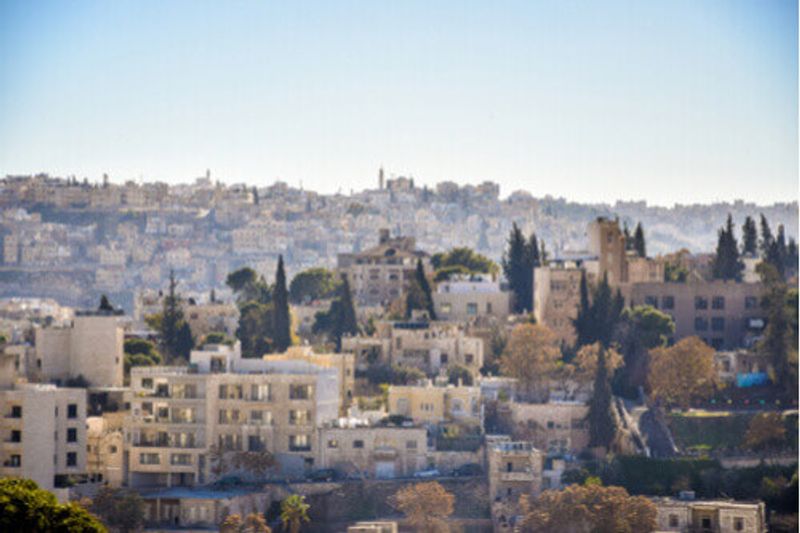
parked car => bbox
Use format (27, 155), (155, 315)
(413, 468), (441, 478)
(306, 468), (340, 482)
(452, 463), (483, 477)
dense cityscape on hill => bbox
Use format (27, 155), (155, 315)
(0, 171), (796, 313)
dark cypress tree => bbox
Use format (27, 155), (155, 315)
(332, 277), (359, 351)
(741, 216), (758, 256)
(786, 239), (798, 273)
(98, 294), (114, 312)
(573, 270), (593, 348)
(175, 321), (194, 360)
(415, 259), (436, 320)
(502, 223), (531, 313)
(592, 273), (615, 348)
(760, 214), (773, 257)
(766, 225), (788, 277)
(527, 233), (541, 269)
(633, 223), (646, 258)
(623, 223), (633, 251)
(712, 215), (743, 281)
(161, 270), (185, 359)
(271, 255), (292, 352)
(587, 347), (617, 449)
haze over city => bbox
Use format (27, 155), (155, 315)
(1, 0), (797, 205)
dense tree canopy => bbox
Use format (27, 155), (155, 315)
(90, 487), (145, 533)
(123, 338), (162, 376)
(614, 305), (675, 397)
(289, 267), (340, 304)
(648, 337), (716, 409)
(392, 481), (454, 533)
(0, 478), (105, 532)
(431, 247), (498, 278)
(500, 323), (561, 401)
(520, 482), (657, 533)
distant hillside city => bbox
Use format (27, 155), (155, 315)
(0, 170), (796, 313)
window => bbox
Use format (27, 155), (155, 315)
(289, 384), (311, 400)
(289, 410), (310, 426)
(248, 436), (264, 452)
(711, 338), (724, 350)
(694, 317), (708, 332)
(109, 445), (118, 454)
(712, 296), (725, 310)
(66, 452), (77, 467)
(465, 354), (474, 365)
(406, 440), (417, 450)
(327, 439), (339, 449)
(250, 384), (271, 401)
(10, 405), (22, 418)
(440, 303), (452, 314)
(140, 453), (160, 465)
(67, 428), (77, 443)
(701, 517), (711, 529)
(745, 296), (758, 309)
(6, 455), (20, 467)
(695, 296), (708, 310)
(440, 353), (448, 365)
(466, 303), (478, 316)
(645, 295), (658, 308)
(711, 317), (725, 331)
(734, 517), (744, 531)
(141, 378), (153, 389)
(662, 296), (675, 310)
(170, 453), (192, 465)
(10, 430), (21, 443)
(353, 440), (364, 449)
(486, 302), (493, 313)
(669, 514), (679, 527)
(289, 434), (311, 452)
(67, 404), (78, 419)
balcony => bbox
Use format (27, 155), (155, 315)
(499, 470), (534, 482)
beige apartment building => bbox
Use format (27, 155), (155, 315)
(487, 440), (543, 503)
(387, 382), (482, 427)
(532, 261), (584, 345)
(87, 412), (125, 487)
(342, 319), (484, 377)
(34, 309), (125, 387)
(432, 275), (511, 322)
(0, 353), (88, 491)
(125, 342), (340, 488)
(510, 401), (590, 454)
(316, 422), (428, 479)
(623, 279), (764, 350)
(654, 497), (767, 533)
(337, 229), (430, 306)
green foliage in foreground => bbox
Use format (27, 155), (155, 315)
(0, 478), (105, 532)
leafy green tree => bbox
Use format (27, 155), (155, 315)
(271, 256), (292, 352)
(203, 331), (234, 346)
(711, 214), (743, 281)
(0, 478), (105, 532)
(633, 222), (646, 258)
(433, 265), (471, 282)
(289, 268), (340, 304)
(123, 338), (162, 375)
(613, 306), (675, 397)
(226, 267), (259, 293)
(90, 486), (145, 533)
(587, 347), (617, 449)
(742, 216), (758, 256)
(237, 301), (273, 357)
(280, 495), (310, 533)
(431, 247), (497, 275)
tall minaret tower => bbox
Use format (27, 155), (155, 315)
(378, 166), (385, 190)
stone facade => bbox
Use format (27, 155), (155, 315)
(387, 382), (481, 427)
(653, 497), (767, 533)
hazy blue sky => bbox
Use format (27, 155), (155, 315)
(0, 0), (797, 205)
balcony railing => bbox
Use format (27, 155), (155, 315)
(499, 470), (534, 482)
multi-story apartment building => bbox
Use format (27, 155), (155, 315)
(337, 229), (430, 306)
(33, 309), (125, 387)
(316, 420), (428, 479)
(653, 496), (767, 533)
(125, 342), (340, 488)
(0, 353), (88, 491)
(487, 440), (543, 503)
(623, 280), (764, 350)
(532, 261), (585, 345)
(432, 275), (511, 322)
(342, 319), (484, 377)
(387, 382), (482, 427)
(509, 401), (590, 455)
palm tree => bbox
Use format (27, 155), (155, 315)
(280, 495), (310, 533)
